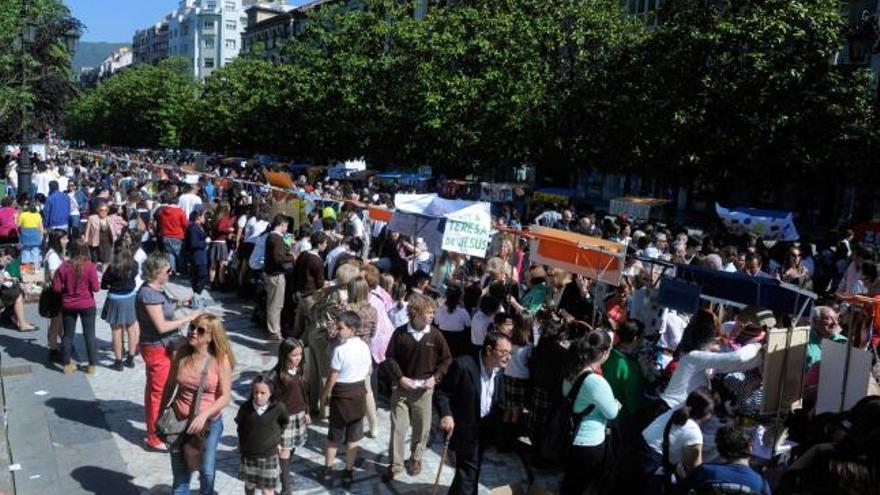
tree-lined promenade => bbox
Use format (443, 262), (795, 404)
(64, 0), (879, 204)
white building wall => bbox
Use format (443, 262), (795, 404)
(164, 0), (247, 80)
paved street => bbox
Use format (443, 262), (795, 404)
(0, 282), (560, 495)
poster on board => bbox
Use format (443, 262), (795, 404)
(815, 340), (875, 414)
(441, 204), (492, 258)
(760, 327), (809, 415)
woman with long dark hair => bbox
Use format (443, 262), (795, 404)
(101, 231), (141, 371)
(209, 202), (235, 289)
(660, 309), (762, 410)
(434, 285), (472, 357)
(52, 239), (100, 374)
(640, 388), (715, 492)
(270, 338), (310, 494)
(558, 330), (621, 495)
(44, 229), (69, 362)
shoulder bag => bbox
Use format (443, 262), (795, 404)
(155, 355), (213, 447)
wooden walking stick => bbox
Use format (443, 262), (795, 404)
(431, 433), (452, 495)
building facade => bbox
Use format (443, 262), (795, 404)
(132, 16), (170, 65)
(133, 1), (276, 80)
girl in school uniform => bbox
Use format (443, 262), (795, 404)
(235, 375), (289, 495)
(270, 338), (311, 495)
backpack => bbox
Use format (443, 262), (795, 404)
(536, 370), (593, 465)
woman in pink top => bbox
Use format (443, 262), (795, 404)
(52, 239), (100, 375)
(0, 197), (18, 244)
(158, 313), (234, 495)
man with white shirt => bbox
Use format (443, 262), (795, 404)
(436, 332), (511, 495)
(177, 184), (203, 219)
(382, 294), (452, 481)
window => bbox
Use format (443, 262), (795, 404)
(203, 20), (214, 30)
(205, 37), (215, 48)
(225, 39), (236, 49)
(206, 1), (217, 9)
(225, 1), (236, 10)
(226, 21), (236, 31)
(204, 57), (214, 68)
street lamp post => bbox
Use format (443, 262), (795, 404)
(15, 0), (38, 198)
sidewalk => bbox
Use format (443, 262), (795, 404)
(0, 281), (559, 494)
(0, 303), (134, 494)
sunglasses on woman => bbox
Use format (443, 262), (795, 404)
(189, 323), (209, 336)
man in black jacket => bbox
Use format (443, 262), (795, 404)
(435, 332), (511, 495)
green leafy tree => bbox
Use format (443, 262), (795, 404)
(630, 0), (879, 202)
(0, 0), (81, 144)
(65, 57), (199, 148)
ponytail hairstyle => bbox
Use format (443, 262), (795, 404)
(670, 387), (715, 427)
(445, 285), (463, 313)
(565, 330), (612, 381)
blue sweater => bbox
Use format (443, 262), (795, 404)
(43, 191), (70, 228)
(185, 223), (208, 266)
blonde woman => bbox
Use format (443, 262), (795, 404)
(159, 313), (235, 495)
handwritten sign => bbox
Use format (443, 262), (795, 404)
(442, 207), (492, 258)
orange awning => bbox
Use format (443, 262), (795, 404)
(528, 226), (625, 286)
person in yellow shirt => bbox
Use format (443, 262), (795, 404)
(17, 201), (43, 266)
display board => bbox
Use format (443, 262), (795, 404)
(761, 327), (809, 415)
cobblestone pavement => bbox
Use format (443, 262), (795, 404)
(9, 281), (561, 494)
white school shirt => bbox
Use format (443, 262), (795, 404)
(434, 305), (472, 333)
(642, 408), (703, 466)
(330, 337), (371, 383)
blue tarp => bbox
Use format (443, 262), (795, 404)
(674, 263), (815, 316)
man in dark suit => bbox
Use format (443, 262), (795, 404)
(435, 331), (512, 495)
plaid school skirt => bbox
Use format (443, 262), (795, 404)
(504, 376), (530, 410)
(239, 454), (280, 489)
(280, 411), (308, 450)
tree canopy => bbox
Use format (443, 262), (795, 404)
(0, 0), (81, 144)
(63, 0), (878, 192)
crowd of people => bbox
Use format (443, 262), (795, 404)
(1, 148), (879, 495)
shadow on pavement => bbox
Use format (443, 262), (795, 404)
(70, 465), (145, 495)
(0, 333), (58, 372)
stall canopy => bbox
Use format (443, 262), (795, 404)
(716, 203), (799, 241)
(610, 197), (669, 221)
(390, 194), (492, 258)
(675, 263), (816, 316)
(528, 226), (626, 286)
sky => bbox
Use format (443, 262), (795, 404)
(65, 0), (311, 43)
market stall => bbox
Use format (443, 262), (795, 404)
(609, 196), (669, 221)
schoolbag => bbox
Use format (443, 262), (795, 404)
(536, 370), (594, 465)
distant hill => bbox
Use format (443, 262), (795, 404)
(72, 42), (129, 72)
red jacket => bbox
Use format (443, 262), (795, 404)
(52, 261), (99, 311)
(156, 205), (187, 240)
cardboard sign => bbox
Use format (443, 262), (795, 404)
(761, 327), (809, 415)
(816, 340), (874, 414)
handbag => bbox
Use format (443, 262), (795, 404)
(155, 355), (213, 447)
(39, 255), (61, 318)
(38, 287), (61, 318)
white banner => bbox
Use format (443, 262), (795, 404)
(441, 204), (492, 258)
(716, 203), (799, 241)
